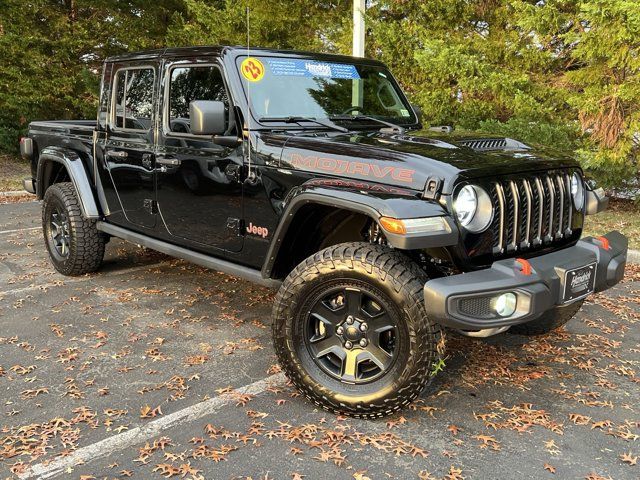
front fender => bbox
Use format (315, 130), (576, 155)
(37, 146), (100, 219)
(262, 179), (459, 278)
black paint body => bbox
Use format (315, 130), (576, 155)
(25, 46), (584, 279)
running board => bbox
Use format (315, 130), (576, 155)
(96, 222), (281, 289)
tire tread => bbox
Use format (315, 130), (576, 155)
(272, 242), (444, 419)
(42, 182), (105, 276)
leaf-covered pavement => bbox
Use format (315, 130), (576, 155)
(1, 201), (638, 480)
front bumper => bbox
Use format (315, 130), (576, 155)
(424, 231), (628, 330)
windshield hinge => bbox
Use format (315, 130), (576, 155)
(423, 177), (443, 200)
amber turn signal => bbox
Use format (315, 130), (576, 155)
(379, 216), (449, 235)
(379, 217), (407, 235)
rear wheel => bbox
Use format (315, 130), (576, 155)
(509, 300), (584, 335)
(272, 242), (444, 418)
(42, 182), (106, 276)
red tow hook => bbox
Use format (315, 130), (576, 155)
(595, 236), (611, 250)
(515, 258), (532, 276)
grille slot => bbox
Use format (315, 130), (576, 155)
(490, 171), (574, 256)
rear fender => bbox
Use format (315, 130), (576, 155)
(37, 146), (100, 219)
(262, 179), (458, 278)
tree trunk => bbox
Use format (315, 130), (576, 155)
(68, 0), (77, 26)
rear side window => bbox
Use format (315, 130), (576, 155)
(112, 68), (155, 130)
(168, 66), (228, 134)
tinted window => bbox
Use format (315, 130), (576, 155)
(168, 66), (228, 134)
(236, 57), (416, 124)
(113, 68), (154, 130)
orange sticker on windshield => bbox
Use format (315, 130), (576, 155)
(241, 57), (265, 82)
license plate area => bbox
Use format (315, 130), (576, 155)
(562, 262), (597, 303)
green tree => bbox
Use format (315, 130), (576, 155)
(368, 1), (578, 147)
(1, 0), (638, 190)
(565, 1), (639, 189)
(165, 0), (351, 52)
(0, 0), (185, 152)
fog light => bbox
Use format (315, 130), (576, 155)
(491, 292), (517, 317)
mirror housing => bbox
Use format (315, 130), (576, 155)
(189, 100), (226, 136)
(585, 187), (609, 215)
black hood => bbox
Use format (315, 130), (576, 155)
(274, 129), (578, 194)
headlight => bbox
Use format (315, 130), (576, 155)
(571, 173), (585, 210)
(454, 185), (493, 232)
(454, 185), (477, 227)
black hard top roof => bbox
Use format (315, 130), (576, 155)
(104, 45), (384, 65)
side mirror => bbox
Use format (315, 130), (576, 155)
(411, 103), (423, 123)
(189, 100), (226, 136)
(585, 187), (609, 215)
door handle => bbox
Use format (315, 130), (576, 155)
(106, 150), (128, 159)
(156, 157), (181, 166)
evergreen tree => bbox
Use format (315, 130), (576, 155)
(0, 0), (637, 189)
(0, 0), (185, 152)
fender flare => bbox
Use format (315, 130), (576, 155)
(261, 182), (459, 278)
(36, 146), (100, 219)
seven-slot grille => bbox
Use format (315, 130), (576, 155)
(489, 171), (575, 255)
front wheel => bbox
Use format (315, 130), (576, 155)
(42, 182), (106, 276)
(272, 243), (444, 418)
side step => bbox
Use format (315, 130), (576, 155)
(96, 222), (281, 289)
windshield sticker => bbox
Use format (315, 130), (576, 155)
(241, 57), (265, 82)
(267, 59), (360, 79)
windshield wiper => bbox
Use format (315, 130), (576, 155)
(258, 116), (349, 133)
(330, 115), (405, 134)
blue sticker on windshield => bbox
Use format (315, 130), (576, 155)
(266, 59), (360, 79)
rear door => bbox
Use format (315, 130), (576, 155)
(155, 60), (244, 251)
(104, 63), (158, 229)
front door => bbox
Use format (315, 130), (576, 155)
(156, 62), (243, 252)
(105, 64), (158, 229)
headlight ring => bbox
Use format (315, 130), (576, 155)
(454, 184), (493, 233)
(571, 173), (585, 210)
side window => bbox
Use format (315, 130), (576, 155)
(168, 66), (228, 134)
(113, 68), (155, 130)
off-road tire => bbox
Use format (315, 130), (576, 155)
(509, 300), (584, 335)
(42, 182), (105, 276)
(272, 242), (444, 418)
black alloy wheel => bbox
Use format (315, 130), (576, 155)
(272, 242), (444, 418)
(305, 286), (399, 384)
(48, 206), (71, 260)
(42, 182), (106, 276)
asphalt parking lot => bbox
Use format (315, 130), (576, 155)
(1, 199), (638, 480)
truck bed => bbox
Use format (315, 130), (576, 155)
(27, 120), (96, 180)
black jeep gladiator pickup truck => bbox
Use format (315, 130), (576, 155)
(20, 46), (627, 418)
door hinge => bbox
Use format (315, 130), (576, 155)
(226, 217), (244, 236)
(143, 199), (158, 214)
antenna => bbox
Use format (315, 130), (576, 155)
(244, 6), (256, 184)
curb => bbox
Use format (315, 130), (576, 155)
(0, 190), (34, 197)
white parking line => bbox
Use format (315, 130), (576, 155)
(0, 226), (41, 235)
(19, 372), (287, 479)
(0, 261), (173, 297)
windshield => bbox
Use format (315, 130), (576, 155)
(236, 56), (417, 125)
